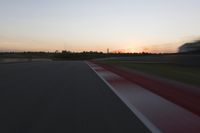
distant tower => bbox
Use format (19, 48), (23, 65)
(107, 48), (109, 54)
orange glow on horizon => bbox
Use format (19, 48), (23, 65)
(0, 37), (180, 53)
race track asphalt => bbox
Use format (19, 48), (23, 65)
(0, 61), (150, 133)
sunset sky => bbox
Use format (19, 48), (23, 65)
(0, 0), (200, 53)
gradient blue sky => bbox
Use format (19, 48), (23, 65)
(0, 0), (200, 52)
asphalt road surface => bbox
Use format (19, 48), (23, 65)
(0, 61), (150, 133)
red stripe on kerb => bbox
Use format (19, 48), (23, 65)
(92, 61), (200, 117)
(87, 61), (200, 133)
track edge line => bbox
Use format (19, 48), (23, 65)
(85, 61), (161, 133)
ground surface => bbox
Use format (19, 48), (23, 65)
(0, 61), (149, 133)
(101, 59), (200, 86)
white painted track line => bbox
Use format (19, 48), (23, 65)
(86, 61), (200, 133)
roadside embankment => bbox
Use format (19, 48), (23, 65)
(0, 58), (51, 64)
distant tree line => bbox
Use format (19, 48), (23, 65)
(0, 50), (181, 60)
